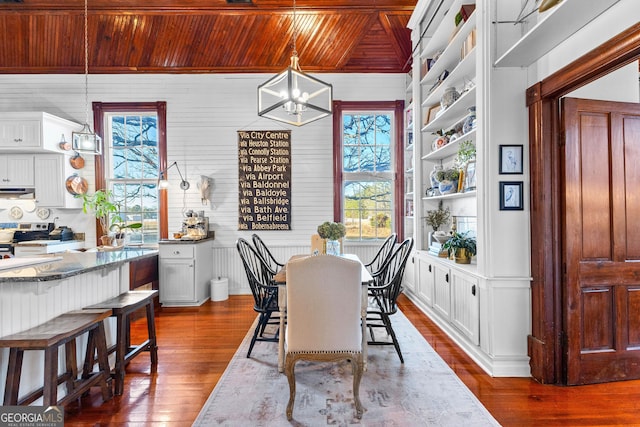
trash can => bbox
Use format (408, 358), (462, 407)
(211, 277), (229, 302)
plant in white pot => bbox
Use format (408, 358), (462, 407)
(435, 168), (460, 195)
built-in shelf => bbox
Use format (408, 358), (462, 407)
(423, 189), (476, 201)
(421, 86), (476, 133)
(422, 129), (476, 161)
(494, 0), (620, 67)
(422, 48), (476, 109)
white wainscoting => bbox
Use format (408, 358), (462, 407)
(214, 243), (380, 294)
(0, 266), (125, 403)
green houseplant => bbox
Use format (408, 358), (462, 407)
(425, 200), (450, 232)
(80, 189), (141, 246)
(442, 231), (477, 264)
(317, 221), (346, 255)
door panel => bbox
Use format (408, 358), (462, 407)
(563, 97), (640, 385)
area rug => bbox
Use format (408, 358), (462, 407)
(193, 310), (501, 426)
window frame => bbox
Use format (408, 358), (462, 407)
(93, 102), (168, 246)
(332, 100), (405, 240)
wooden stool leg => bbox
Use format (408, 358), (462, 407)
(146, 302), (158, 370)
(3, 348), (23, 405)
(64, 340), (78, 396)
(93, 322), (113, 402)
(114, 312), (127, 396)
(42, 345), (58, 406)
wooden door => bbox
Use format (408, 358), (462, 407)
(562, 97), (640, 385)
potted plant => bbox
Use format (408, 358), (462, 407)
(317, 221), (346, 255)
(110, 215), (142, 247)
(435, 168), (460, 195)
(442, 231), (477, 264)
(455, 140), (476, 167)
(425, 200), (450, 232)
(79, 190), (142, 247)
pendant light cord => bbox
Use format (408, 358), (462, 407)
(292, 0), (297, 58)
(83, 0), (89, 125)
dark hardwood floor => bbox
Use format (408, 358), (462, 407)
(63, 294), (640, 426)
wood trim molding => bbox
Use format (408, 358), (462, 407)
(332, 100), (405, 239)
(527, 22), (640, 384)
(92, 101), (168, 245)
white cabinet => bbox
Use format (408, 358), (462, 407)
(34, 154), (83, 208)
(403, 253), (416, 293)
(159, 240), (213, 306)
(450, 268), (479, 345)
(0, 121), (40, 149)
(417, 255), (434, 307)
(0, 155), (34, 187)
(0, 112), (81, 153)
(432, 261), (451, 321)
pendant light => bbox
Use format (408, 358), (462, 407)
(257, 0), (332, 126)
(72, 0), (102, 155)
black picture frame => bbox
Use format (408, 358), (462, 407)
(499, 144), (523, 174)
(499, 181), (523, 211)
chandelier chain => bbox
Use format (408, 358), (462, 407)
(83, 0), (89, 125)
(292, 0), (297, 56)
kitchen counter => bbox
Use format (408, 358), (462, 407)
(0, 248), (158, 282)
(159, 234), (215, 245)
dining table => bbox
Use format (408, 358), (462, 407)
(273, 253), (373, 373)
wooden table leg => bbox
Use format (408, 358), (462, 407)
(278, 288), (286, 373)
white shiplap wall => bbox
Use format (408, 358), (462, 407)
(0, 73), (405, 288)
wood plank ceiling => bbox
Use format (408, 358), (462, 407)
(0, 0), (417, 74)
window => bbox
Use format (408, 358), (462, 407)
(94, 102), (167, 245)
(333, 101), (405, 241)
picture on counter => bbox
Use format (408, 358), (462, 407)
(499, 144), (523, 174)
(499, 181), (523, 211)
(463, 160), (476, 192)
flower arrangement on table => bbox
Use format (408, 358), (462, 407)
(316, 221), (346, 255)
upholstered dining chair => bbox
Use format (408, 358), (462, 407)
(284, 255), (364, 420)
(367, 237), (414, 363)
(365, 233), (397, 275)
(236, 238), (281, 358)
(252, 233), (284, 275)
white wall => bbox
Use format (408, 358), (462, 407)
(0, 73), (405, 247)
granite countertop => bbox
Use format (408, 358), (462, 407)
(0, 248), (158, 282)
(14, 239), (84, 246)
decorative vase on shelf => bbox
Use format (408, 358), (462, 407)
(430, 165), (443, 190)
(440, 86), (460, 110)
(462, 106), (477, 134)
(438, 180), (458, 195)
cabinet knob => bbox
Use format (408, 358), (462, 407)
(471, 284), (476, 296)
(173, 250), (180, 255)
(13, 138), (22, 142)
(445, 273), (449, 283)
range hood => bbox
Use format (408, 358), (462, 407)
(0, 188), (35, 199)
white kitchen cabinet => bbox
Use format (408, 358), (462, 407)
(0, 112), (81, 153)
(450, 268), (479, 345)
(159, 239), (213, 306)
(432, 261), (451, 321)
(0, 155), (34, 187)
(403, 253), (416, 293)
(34, 154), (83, 208)
(417, 255), (434, 307)
(0, 120), (40, 149)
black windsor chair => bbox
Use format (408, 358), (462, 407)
(236, 238), (281, 358)
(252, 233), (285, 274)
(364, 233), (397, 275)
(366, 237), (414, 363)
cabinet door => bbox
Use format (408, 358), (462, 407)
(160, 258), (195, 303)
(0, 120), (40, 148)
(34, 155), (64, 207)
(0, 155), (34, 186)
(417, 257), (434, 307)
(450, 270), (479, 345)
(402, 254), (416, 293)
(432, 263), (451, 321)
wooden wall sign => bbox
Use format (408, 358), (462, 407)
(237, 130), (292, 230)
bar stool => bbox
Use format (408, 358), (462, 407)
(0, 309), (113, 407)
(84, 290), (158, 395)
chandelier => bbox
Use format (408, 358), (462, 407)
(257, 0), (332, 126)
(72, 0), (102, 155)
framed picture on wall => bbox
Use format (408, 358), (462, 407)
(499, 144), (523, 174)
(499, 181), (523, 211)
